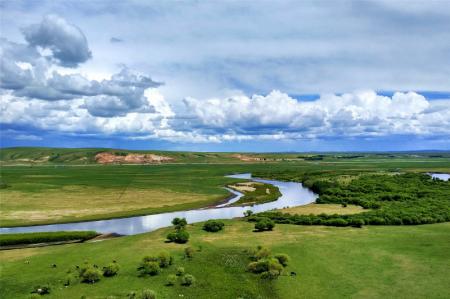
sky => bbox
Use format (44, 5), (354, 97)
(1, 0), (449, 152)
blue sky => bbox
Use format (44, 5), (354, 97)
(1, 0), (449, 152)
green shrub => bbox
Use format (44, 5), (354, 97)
(254, 246), (271, 260)
(324, 218), (348, 227)
(274, 253), (290, 267)
(166, 274), (177, 286)
(127, 291), (137, 298)
(157, 251), (173, 268)
(176, 266), (185, 276)
(247, 260), (269, 273)
(79, 265), (102, 283)
(103, 261), (120, 277)
(137, 260), (160, 276)
(181, 274), (195, 286)
(254, 218), (275, 232)
(142, 255), (158, 262)
(31, 284), (51, 295)
(166, 230), (190, 244)
(267, 258), (283, 273)
(261, 269), (281, 280)
(350, 219), (365, 228)
(203, 220), (225, 232)
(166, 232), (177, 242)
(184, 247), (195, 259)
(176, 230), (190, 243)
(172, 217), (187, 230)
(140, 289), (157, 299)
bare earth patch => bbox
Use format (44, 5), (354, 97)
(227, 182), (262, 192)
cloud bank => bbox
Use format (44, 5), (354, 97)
(0, 10), (449, 150)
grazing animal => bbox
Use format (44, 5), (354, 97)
(52, 264), (57, 268)
(290, 271), (297, 276)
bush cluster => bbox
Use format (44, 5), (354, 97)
(202, 220), (225, 232)
(254, 217), (275, 232)
(246, 246), (290, 279)
(79, 263), (102, 283)
(249, 172), (450, 227)
(138, 252), (173, 276)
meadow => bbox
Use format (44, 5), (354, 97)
(1, 150), (449, 227)
(0, 220), (449, 298)
(1, 149), (450, 298)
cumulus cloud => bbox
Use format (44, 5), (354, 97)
(22, 15), (92, 67)
(0, 16), (162, 117)
(0, 90), (172, 135)
(179, 90), (449, 141)
(3, 87), (447, 144)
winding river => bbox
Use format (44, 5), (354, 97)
(0, 173), (317, 235)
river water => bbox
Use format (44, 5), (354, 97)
(429, 173), (450, 181)
(0, 173), (317, 235)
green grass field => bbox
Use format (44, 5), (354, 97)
(1, 148), (450, 298)
(1, 220), (449, 299)
(1, 149), (449, 226)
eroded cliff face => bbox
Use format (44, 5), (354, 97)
(95, 152), (174, 164)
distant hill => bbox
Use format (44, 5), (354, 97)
(0, 147), (449, 165)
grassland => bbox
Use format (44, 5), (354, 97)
(0, 164), (252, 227)
(1, 148), (450, 298)
(1, 220), (449, 298)
(1, 149), (450, 227)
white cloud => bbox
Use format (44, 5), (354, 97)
(180, 90), (449, 141)
(2, 88), (448, 143)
